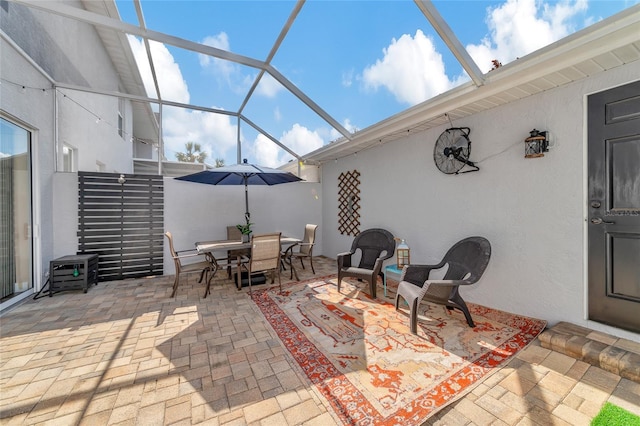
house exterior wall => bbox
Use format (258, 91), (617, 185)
(1, 1), (135, 175)
(1, 1), (137, 299)
(57, 89), (134, 173)
(1, 35), (56, 295)
(52, 173), (79, 259)
(320, 60), (640, 342)
(133, 137), (156, 159)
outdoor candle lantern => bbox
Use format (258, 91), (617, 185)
(396, 239), (410, 269)
(524, 129), (549, 158)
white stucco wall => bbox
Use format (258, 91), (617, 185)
(2, 1), (140, 296)
(1, 38), (56, 294)
(57, 90), (134, 174)
(320, 60), (640, 342)
(162, 178), (323, 274)
(52, 173), (80, 259)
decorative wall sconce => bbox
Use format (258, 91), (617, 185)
(118, 174), (126, 184)
(524, 129), (549, 158)
(396, 238), (410, 269)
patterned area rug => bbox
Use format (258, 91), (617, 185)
(252, 276), (546, 426)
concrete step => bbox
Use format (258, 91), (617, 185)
(539, 322), (640, 383)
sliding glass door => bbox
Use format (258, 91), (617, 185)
(0, 117), (32, 301)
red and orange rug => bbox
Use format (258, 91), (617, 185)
(252, 276), (546, 425)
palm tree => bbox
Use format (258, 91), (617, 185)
(215, 158), (225, 168)
(175, 142), (207, 163)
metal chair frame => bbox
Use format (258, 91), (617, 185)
(282, 224), (318, 279)
(165, 231), (212, 298)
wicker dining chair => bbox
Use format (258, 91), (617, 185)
(395, 236), (491, 334)
(282, 224), (318, 279)
(165, 231), (212, 298)
(240, 232), (282, 296)
(337, 228), (395, 298)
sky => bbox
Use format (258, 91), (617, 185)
(114, 0), (636, 168)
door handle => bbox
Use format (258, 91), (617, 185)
(590, 218), (615, 225)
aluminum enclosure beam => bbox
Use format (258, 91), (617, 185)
(238, 0), (305, 115)
(14, 0), (352, 147)
(240, 115), (302, 161)
(414, 0), (485, 87)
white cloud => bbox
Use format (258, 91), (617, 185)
(199, 33), (239, 83)
(161, 107), (238, 162)
(360, 0), (590, 103)
(128, 35), (238, 163)
(252, 134), (281, 168)
(342, 69), (354, 87)
(255, 73), (283, 98)
(467, 0), (588, 72)
(281, 124), (324, 157)
(342, 119), (358, 133)
(199, 33), (230, 63)
(252, 124), (324, 167)
(197, 33), (256, 96)
(329, 119), (358, 142)
(199, 35), (284, 99)
(544, 0), (588, 32)
(362, 30), (453, 105)
(129, 36), (190, 104)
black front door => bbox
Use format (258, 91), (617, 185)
(587, 80), (640, 333)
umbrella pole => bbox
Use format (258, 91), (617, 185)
(244, 180), (250, 223)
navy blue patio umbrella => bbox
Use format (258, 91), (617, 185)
(175, 159), (303, 223)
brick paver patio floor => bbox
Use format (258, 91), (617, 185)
(1, 256), (638, 425)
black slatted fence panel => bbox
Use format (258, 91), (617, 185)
(78, 172), (164, 281)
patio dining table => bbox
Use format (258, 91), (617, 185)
(195, 236), (302, 287)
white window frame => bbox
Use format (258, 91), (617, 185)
(118, 98), (125, 139)
(62, 143), (77, 172)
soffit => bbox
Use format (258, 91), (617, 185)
(81, 0), (159, 143)
(80, 0), (146, 96)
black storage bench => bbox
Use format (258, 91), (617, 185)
(49, 254), (99, 296)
